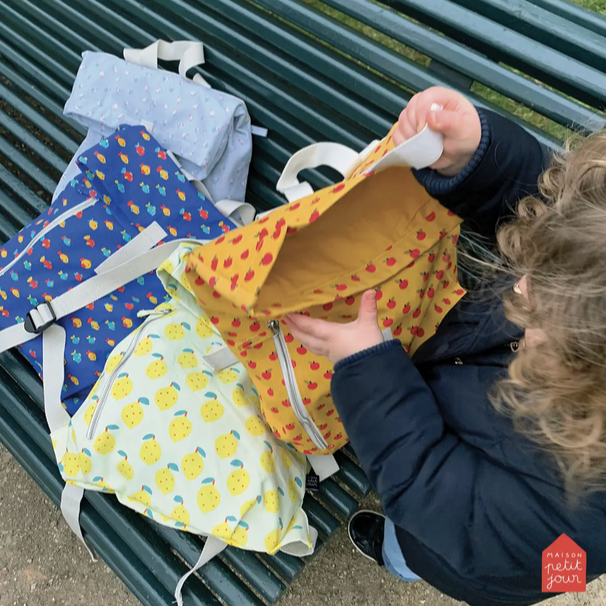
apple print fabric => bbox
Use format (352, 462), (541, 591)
(185, 125), (466, 455)
(51, 242), (314, 559)
(0, 124), (235, 416)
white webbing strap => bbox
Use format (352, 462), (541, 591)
(202, 347), (239, 371)
(214, 199), (256, 227)
(306, 454), (340, 482)
(61, 483), (96, 561)
(276, 125), (444, 203)
(94, 221), (167, 275)
(123, 40), (211, 87)
(175, 537), (227, 606)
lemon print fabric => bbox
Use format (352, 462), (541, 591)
(51, 243), (315, 560)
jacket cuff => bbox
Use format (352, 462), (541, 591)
(412, 109), (491, 196)
(334, 339), (402, 373)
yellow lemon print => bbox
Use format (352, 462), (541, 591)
(186, 370), (212, 392)
(182, 447), (206, 481)
(140, 434), (162, 465)
(217, 368), (239, 384)
(171, 496), (190, 527)
(121, 397), (149, 429)
(280, 448), (293, 469)
(177, 348), (198, 369)
(232, 384), (249, 408)
(146, 353), (168, 379)
(169, 411), (192, 443)
(79, 448), (92, 475)
(106, 353), (123, 373)
(263, 488), (283, 514)
(94, 425), (119, 455)
(59, 451), (81, 478)
(249, 389), (260, 407)
(117, 450), (134, 480)
(240, 495), (262, 517)
(288, 477), (303, 503)
(129, 485), (153, 507)
(245, 415), (266, 437)
(161, 259), (175, 275)
(227, 460), (250, 497)
(155, 463), (178, 495)
(83, 398), (98, 426)
(197, 478), (221, 513)
(111, 372), (133, 400)
(134, 333), (159, 357)
(260, 441), (276, 473)
(92, 476), (113, 491)
(195, 319), (214, 339)
(212, 515), (237, 539)
(230, 521), (250, 548)
(264, 526), (282, 555)
(165, 321), (189, 341)
(215, 431), (240, 459)
(201, 393), (224, 422)
(155, 382), (181, 410)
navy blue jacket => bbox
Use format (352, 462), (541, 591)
(332, 111), (606, 606)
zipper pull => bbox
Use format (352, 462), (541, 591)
(137, 307), (172, 318)
(268, 320), (280, 335)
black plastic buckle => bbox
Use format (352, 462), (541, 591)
(24, 301), (57, 335)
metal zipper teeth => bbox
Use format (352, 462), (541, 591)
(0, 198), (98, 278)
(86, 309), (171, 440)
(268, 320), (328, 450)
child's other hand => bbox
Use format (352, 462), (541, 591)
(284, 291), (384, 366)
(394, 87), (482, 177)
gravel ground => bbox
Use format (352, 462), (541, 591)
(2, 444), (606, 606)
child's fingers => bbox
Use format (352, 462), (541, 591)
(284, 320), (328, 356)
(284, 313), (330, 338)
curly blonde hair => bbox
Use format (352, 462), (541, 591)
(495, 131), (606, 493)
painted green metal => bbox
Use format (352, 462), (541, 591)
(0, 1), (604, 604)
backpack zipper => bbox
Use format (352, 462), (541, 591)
(0, 198), (98, 278)
(87, 308), (172, 439)
(268, 320), (328, 450)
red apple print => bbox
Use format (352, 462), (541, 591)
(385, 245), (393, 252)
(375, 288), (383, 301)
(410, 326), (418, 335)
(232, 319), (241, 328)
(323, 302), (333, 312)
(335, 284), (347, 291)
(402, 303), (411, 315)
(286, 423), (296, 431)
(332, 183), (346, 193)
(422, 271), (429, 282)
(267, 388), (274, 397)
(345, 296), (355, 306)
(426, 211), (436, 222)
(255, 239), (264, 253)
(271, 407), (279, 414)
(282, 399), (291, 407)
(212, 291), (222, 298)
(244, 269), (255, 282)
(248, 361), (257, 369)
(413, 307), (421, 319)
(297, 345), (307, 355)
(428, 253), (436, 263)
(383, 318), (393, 328)
(419, 289), (425, 299)
(309, 209), (320, 223)
(436, 269), (444, 280)
(227, 331), (237, 337)
(311, 197), (321, 205)
(262, 370), (272, 380)
(250, 321), (261, 332)
(289, 202), (301, 211)
(303, 397), (311, 406)
(258, 217), (270, 224)
(428, 287), (435, 299)
(434, 304), (443, 313)
(261, 253), (273, 266)
(310, 361), (320, 371)
(211, 256), (218, 271)
(455, 289), (464, 295)
(398, 279), (408, 290)
(273, 226), (282, 240)
(386, 257), (396, 266)
(284, 334), (294, 343)
(410, 249), (420, 259)
(366, 263), (376, 273)
(443, 253), (451, 263)
(286, 227), (297, 234)
(417, 229), (426, 241)
(318, 423), (328, 431)
(241, 249), (250, 261)
(231, 234), (243, 245)
(387, 298), (396, 309)
(307, 381), (318, 390)
(417, 328), (425, 338)
(394, 325), (403, 337)
(230, 274), (239, 291)
(452, 234), (459, 245)
(442, 280), (450, 289)
(314, 289), (324, 295)
(276, 218), (286, 227)
(209, 277), (217, 288)
(215, 236), (226, 245)
(194, 277), (204, 286)
(443, 298), (451, 305)
(258, 228), (269, 239)
(324, 371), (333, 380)
(210, 316), (219, 325)
(227, 339), (235, 347)
(447, 261), (453, 270)
(351, 274), (360, 282)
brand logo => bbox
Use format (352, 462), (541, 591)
(542, 534), (586, 593)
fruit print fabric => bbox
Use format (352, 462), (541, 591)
(186, 124), (466, 455)
(0, 124), (235, 415)
(64, 50), (252, 203)
(50, 243), (314, 558)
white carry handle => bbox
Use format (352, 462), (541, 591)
(123, 40), (211, 87)
(277, 124), (444, 203)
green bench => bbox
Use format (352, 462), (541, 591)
(0, 0), (605, 604)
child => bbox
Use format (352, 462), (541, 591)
(284, 86), (606, 606)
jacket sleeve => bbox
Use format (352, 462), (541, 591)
(413, 110), (552, 244)
(332, 342), (564, 577)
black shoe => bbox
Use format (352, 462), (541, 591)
(348, 510), (385, 566)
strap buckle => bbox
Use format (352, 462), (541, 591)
(24, 301), (57, 335)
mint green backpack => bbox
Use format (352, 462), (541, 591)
(49, 242), (316, 605)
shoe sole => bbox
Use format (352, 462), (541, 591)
(348, 509), (386, 564)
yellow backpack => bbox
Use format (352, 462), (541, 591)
(185, 125), (465, 472)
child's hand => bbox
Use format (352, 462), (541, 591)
(394, 87), (482, 177)
(284, 291), (384, 366)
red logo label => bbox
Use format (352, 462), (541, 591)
(542, 534), (586, 593)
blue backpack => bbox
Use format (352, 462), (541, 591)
(0, 124), (235, 414)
